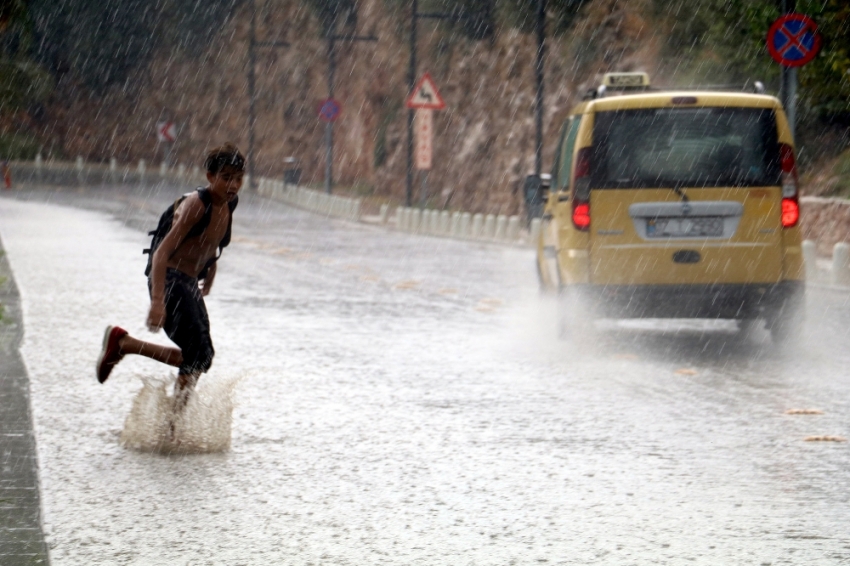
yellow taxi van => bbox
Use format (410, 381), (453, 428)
(527, 72), (805, 343)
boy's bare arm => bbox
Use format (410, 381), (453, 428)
(147, 195), (206, 331)
(200, 261), (216, 296)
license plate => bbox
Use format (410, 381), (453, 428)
(646, 216), (723, 238)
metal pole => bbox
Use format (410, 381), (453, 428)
(780, 0), (797, 143)
(325, 34), (335, 195)
(406, 0), (417, 207)
(534, 0), (545, 176)
(247, 0), (257, 188)
(420, 170), (429, 209)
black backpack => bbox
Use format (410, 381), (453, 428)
(143, 187), (238, 278)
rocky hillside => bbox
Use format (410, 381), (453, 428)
(18, 0), (850, 214)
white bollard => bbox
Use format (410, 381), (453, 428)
(495, 215), (508, 241)
(507, 215), (521, 241)
(192, 165), (200, 180)
(395, 207), (405, 229)
(35, 154), (43, 169)
(421, 210), (430, 233)
(440, 210), (450, 234)
(832, 243), (850, 286)
(429, 210), (440, 234)
(471, 213), (484, 239)
(451, 211), (462, 237)
(802, 240), (818, 282)
(177, 163), (186, 178)
(159, 161), (168, 176)
(379, 203), (389, 224)
(410, 209), (422, 233)
(352, 198), (362, 221)
(530, 218), (542, 244)
(460, 212), (472, 238)
(75, 156), (84, 170)
(483, 214), (496, 239)
(138, 159), (146, 175)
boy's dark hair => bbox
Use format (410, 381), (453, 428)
(204, 143), (246, 175)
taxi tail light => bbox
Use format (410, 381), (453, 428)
(779, 143), (799, 228)
(572, 147), (592, 231)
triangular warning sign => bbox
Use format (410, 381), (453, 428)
(406, 73), (446, 110)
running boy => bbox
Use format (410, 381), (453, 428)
(96, 143), (245, 409)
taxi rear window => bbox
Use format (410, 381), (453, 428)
(590, 107), (781, 189)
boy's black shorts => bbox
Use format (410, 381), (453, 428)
(149, 268), (214, 375)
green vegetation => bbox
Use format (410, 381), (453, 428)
(655, 0), (849, 118)
(826, 149), (850, 197)
(27, 0), (237, 94)
(0, 129), (41, 159)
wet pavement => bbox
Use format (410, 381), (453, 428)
(0, 232), (50, 566)
(0, 185), (849, 565)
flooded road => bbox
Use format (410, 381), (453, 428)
(1, 187), (849, 565)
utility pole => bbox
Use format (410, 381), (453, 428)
(779, 0), (797, 142)
(247, 0), (289, 189)
(323, 27), (377, 195)
(248, 1), (257, 188)
(534, 0), (546, 177)
(406, 0), (417, 207)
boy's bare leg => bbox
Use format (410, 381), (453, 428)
(173, 372), (199, 412)
(118, 335), (182, 367)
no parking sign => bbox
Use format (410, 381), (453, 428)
(767, 13), (822, 68)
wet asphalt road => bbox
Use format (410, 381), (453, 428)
(0, 185), (849, 565)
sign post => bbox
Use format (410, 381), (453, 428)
(406, 73), (446, 209)
(766, 11), (821, 142)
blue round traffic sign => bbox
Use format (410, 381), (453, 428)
(767, 14), (821, 68)
(318, 98), (342, 123)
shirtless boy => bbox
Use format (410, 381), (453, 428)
(96, 143), (244, 409)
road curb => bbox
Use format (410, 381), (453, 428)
(0, 236), (50, 565)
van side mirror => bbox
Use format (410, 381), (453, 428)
(524, 174), (551, 205)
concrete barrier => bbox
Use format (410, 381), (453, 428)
(440, 210), (450, 234)
(483, 214), (496, 239)
(450, 212), (461, 237)
(379, 204), (389, 224)
(833, 243), (850, 286)
(507, 216), (520, 241)
(494, 215), (507, 241)
(460, 212), (471, 238)
(471, 213), (483, 239)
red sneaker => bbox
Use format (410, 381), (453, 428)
(96, 326), (127, 384)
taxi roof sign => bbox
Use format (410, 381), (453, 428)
(602, 72), (651, 88)
(406, 73), (446, 110)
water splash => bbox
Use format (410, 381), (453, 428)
(120, 375), (240, 455)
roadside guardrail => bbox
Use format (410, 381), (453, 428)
(7, 157), (850, 283)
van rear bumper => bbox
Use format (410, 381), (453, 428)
(573, 281), (804, 319)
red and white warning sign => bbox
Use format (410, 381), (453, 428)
(415, 109), (433, 170)
(406, 73), (446, 110)
(156, 121), (177, 143)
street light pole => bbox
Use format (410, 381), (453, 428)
(406, 0), (418, 207)
(325, 34), (336, 195)
(534, 0), (546, 177)
(246, 0), (289, 190)
(248, 0), (257, 188)
(321, 19), (377, 195)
